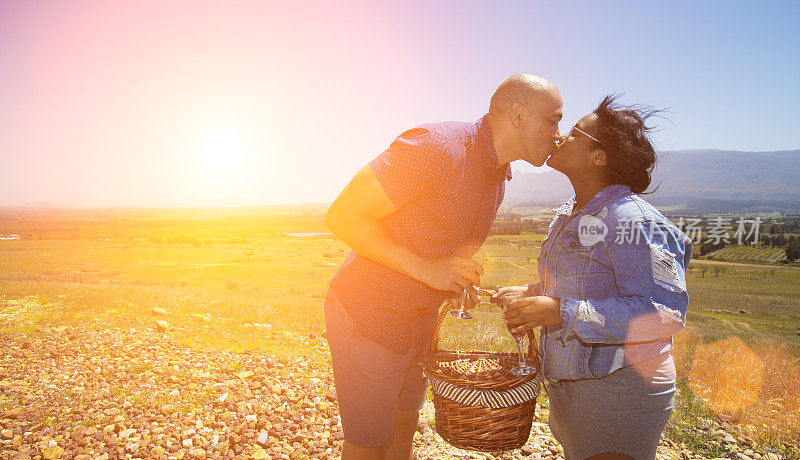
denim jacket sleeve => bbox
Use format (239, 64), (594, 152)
(558, 219), (692, 345)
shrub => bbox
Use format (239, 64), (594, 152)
(786, 242), (800, 262)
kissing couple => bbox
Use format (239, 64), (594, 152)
(323, 73), (691, 460)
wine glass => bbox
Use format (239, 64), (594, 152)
(501, 291), (537, 376)
(450, 245), (484, 319)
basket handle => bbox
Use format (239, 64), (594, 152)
(427, 292), (539, 362)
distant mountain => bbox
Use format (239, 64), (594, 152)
(506, 149), (800, 212)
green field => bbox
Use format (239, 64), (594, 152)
(1, 209), (799, 455)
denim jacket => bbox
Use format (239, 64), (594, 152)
(531, 184), (692, 382)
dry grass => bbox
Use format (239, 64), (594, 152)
(671, 328), (800, 455)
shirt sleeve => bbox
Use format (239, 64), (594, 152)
(558, 220), (693, 345)
(368, 127), (454, 210)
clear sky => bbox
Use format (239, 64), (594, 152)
(1, 0), (798, 207)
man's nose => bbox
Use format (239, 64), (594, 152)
(556, 134), (567, 146)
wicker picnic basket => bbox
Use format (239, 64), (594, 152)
(423, 302), (542, 452)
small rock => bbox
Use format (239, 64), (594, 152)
(41, 445), (64, 459)
(183, 438), (194, 448)
(156, 320), (168, 331)
(4, 407), (25, 419)
(245, 414), (257, 423)
(161, 403), (177, 415)
(69, 425), (85, 442)
(256, 431), (270, 446)
(251, 445), (267, 459)
(189, 447), (207, 459)
(237, 370), (254, 379)
(152, 307), (168, 315)
(1, 429), (12, 439)
(218, 392), (228, 404)
(119, 428), (136, 440)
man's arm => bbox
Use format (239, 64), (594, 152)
(325, 165), (482, 294)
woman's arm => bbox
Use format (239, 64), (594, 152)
(505, 220), (692, 344)
(559, 219), (690, 344)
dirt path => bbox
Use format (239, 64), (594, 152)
(694, 259), (798, 270)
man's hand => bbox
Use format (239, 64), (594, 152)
(502, 296), (564, 336)
(417, 256), (483, 295)
(459, 285), (482, 310)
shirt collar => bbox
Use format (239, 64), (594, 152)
(478, 115), (512, 181)
(554, 184), (632, 217)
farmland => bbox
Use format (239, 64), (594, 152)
(1, 208), (799, 457)
(706, 245), (786, 263)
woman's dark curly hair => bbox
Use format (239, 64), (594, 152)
(592, 94), (663, 194)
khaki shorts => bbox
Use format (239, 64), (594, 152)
(323, 288), (428, 447)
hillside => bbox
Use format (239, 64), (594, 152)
(507, 149), (800, 212)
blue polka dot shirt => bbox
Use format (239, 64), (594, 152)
(329, 116), (511, 354)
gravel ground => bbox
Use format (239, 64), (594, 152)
(0, 324), (784, 459)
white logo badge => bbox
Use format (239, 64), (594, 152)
(578, 215), (608, 246)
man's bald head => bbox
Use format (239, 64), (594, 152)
(489, 73), (561, 114)
(486, 73), (563, 167)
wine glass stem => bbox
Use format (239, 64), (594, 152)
(516, 337), (525, 366)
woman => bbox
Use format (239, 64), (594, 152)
(495, 95), (692, 460)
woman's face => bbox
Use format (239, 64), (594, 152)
(547, 113), (605, 176)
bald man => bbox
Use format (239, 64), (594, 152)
(324, 73), (563, 460)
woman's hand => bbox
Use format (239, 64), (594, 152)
(502, 296), (564, 336)
(489, 285), (529, 305)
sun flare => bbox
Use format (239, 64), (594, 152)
(202, 129), (244, 174)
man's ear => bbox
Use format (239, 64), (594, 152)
(509, 102), (524, 127)
(591, 149), (608, 166)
